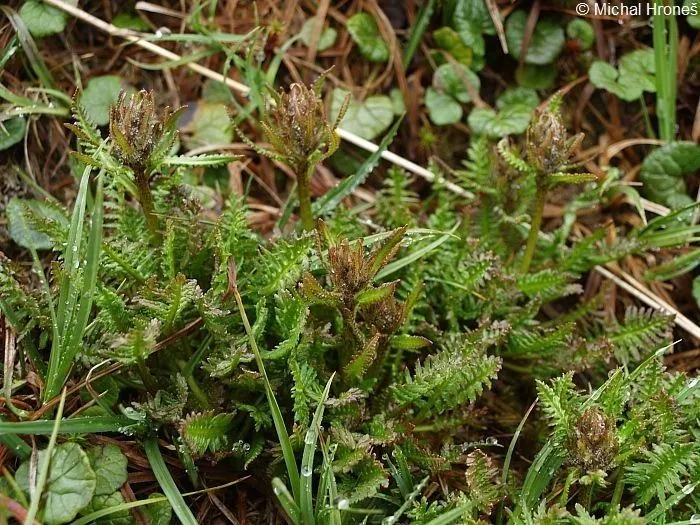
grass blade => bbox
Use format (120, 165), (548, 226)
(272, 478), (301, 524)
(403, 0), (436, 68)
(232, 283), (300, 500)
(375, 223), (460, 280)
(314, 117), (403, 217)
(496, 399), (537, 525)
(0, 6), (56, 89)
(144, 438), (198, 525)
(300, 374), (335, 525)
(0, 415), (135, 435)
(23, 389), (66, 525)
(44, 167), (104, 402)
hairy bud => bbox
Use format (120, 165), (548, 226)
(525, 107), (583, 175)
(566, 407), (619, 472)
(261, 75), (345, 176)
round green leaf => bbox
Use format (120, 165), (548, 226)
(300, 18), (338, 52)
(639, 142), (700, 209)
(141, 493), (173, 525)
(0, 117), (27, 151)
(566, 19), (595, 51)
(453, 0), (496, 36)
(330, 89), (394, 140)
(506, 11), (565, 65)
(183, 102), (233, 149)
(467, 107), (497, 135)
(693, 275), (700, 308)
(468, 105), (532, 138)
(496, 87), (539, 110)
(433, 27), (473, 65)
(425, 87), (463, 125)
(346, 13), (389, 63)
(588, 61), (621, 91)
(202, 79), (235, 104)
(80, 491), (134, 525)
(588, 61), (643, 101)
(87, 444), (128, 496)
(515, 63), (557, 89)
(433, 63), (481, 104)
(451, 0), (495, 57)
(112, 12), (151, 31)
(619, 49), (656, 93)
(19, 0), (75, 37)
(6, 198), (68, 250)
(81, 76), (124, 126)
(16, 442), (97, 524)
(686, 0), (700, 28)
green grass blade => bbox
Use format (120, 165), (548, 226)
(44, 167), (104, 402)
(66, 173), (104, 358)
(375, 223), (460, 280)
(233, 286), (300, 500)
(272, 478), (301, 524)
(144, 439), (198, 525)
(496, 400), (537, 525)
(24, 389), (65, 525)
(0, 417), (31, 459)
(0, 415), (135, 435)
(403, 0), (436, 68)
(300, 374), (335, 525)
(73, 479), (247, 525)
(423, 505), (470, 525)
(0, 6), (56, 89)
(314, 117), (403, 217)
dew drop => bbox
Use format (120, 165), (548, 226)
(304, 429), (315, 445)
(301, 466), (312, 477)
(682, 484), (696, 495)
(243, 443), (251, 452)
(486, 437), (498, 446)
(154, 27), (171, 39)
(336, 498), (349, 510)
(381, 453), (389, 461)
(273, 487), (280, 495)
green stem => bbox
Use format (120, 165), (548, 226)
(520, 182), (547, 274)
(610, 466), (625, 510)
(579, 483), (593, 511)
(136, 356), (157, 392)
(185, 374), (211, 409)
(135, 170), (159, 239)
(297, 162), (314, 231)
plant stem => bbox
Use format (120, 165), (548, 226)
(136, 356), (157, 392)
(134, 169), (159, 238)
(610, 466), (625, 510)
(297, 162), (314, 231)
(520, 183), (547, 274)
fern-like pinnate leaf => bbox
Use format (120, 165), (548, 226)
(179, 411), (235, 457)
(537, 372), (578, 445)
(391, 342), (501, 416)
(604, 307), (673, 364)
(625, 442), (698, 505)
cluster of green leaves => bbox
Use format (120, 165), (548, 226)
(6, 442), (170, 524)
(424, 0), (594, 130)
(2, 11), (700, 520)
